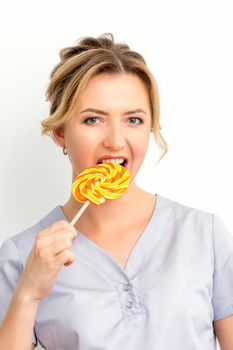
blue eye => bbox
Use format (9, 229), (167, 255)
(128, 117), (144, 124)
(83, 117), (100, 124)
(83, 116), (144, 125)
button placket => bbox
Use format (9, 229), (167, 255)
(117, 280), (142, 317)
(122, 283), (134, 310)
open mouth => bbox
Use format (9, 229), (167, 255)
(97, 159), (127, 168)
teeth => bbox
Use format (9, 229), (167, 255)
(99, 158), (125, 164)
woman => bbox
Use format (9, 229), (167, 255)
(0, 33), (232, 350)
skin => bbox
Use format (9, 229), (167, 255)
(53, 72), (155, 235)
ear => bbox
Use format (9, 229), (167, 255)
(52, 127), (65, 147)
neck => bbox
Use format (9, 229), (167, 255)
(62, 181), (146, 234)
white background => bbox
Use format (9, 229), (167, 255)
(0, 1), (232, 348)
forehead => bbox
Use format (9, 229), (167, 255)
(78, 73), (150, 111)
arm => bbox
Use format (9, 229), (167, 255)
(213, 315), (233, 350)
(0, 287), (38, 350)
(0, 221), (76, 350)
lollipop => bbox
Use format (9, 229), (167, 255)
(70, 162), (130, 226)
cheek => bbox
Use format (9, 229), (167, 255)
(132, 134), (150, 154)
(67, 129), (96, 149)
(66, 131), (98, 165)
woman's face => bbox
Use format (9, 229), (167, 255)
(54, 72), (152, 183)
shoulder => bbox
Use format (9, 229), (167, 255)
(168, 196), (232, 244)
(152, 194), (216, 250)
(158, 193), (213, 225)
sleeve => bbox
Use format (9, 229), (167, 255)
(212, 213), (233, 321)
(0, 238), (38, 346)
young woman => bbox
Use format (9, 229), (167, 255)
(0, 33), (232, 350)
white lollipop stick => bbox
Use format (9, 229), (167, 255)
(70, 201), (90, 226)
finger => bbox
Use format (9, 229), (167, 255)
(54, 249), (75, 267)
(42, 236), (75, 258)
(37, 230), (77, 249)
(38, 220), (77, 239)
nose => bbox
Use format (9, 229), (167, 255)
(103, 122), (126, 150)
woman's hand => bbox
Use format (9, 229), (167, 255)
(15, 220), (77, 303)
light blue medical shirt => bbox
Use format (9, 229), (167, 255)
(1, 194), (233, 349)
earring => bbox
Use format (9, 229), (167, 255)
(63, 146), (67, 155)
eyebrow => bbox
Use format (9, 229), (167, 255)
(80, 108), (146, 115)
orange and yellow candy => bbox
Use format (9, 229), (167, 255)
(72, 162), (130, 205)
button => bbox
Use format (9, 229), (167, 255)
(126, 300), (133, 309)
(123, 284), (130, 292)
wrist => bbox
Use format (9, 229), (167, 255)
(14, 285), (40, 306)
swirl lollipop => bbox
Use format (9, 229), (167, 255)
(70, 162), (130, 226)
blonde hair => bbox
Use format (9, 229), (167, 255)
(41, 33), (168, 165)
